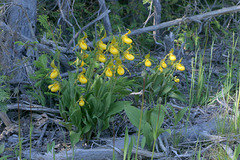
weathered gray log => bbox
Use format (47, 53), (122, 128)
(0, 112), (12, 127)
(98, 0), (112, 35)
(7, 103), (60, 114)
(23, 148), (123, 160)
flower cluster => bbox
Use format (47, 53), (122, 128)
(47, 30), (135, 107)
(48, 60), (60, 92)
(156, 48), (185, 83)
(94, 30), (134, 78)
(47, 30), (185, 107)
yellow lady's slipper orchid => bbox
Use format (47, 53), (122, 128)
(99, 41), (107, 50)
(122, 35), (132, 44)
(80, 61), (85, 67)
(79, 99), (85, 106)
(48, 82), (60, 92)
(174, 76), (180, 83)
(158, 66), (163, 73)
(105, 68), (113, 77)
(76, 32), (88, 50)
(109, 46), (119, 55)
(50, 68), (59, 79)
(98, 54), (106, 63)
(169, 53), (176, 61)
(78, 74), (88, 84)
(83, 53), (89, 59)
(79, 40), (87, 50)
(145, 59), (152, 67)
(179, 65), (185, 71)
(122, 30), (132, 44)
(124, 51), (135, 61)
(176, 63), (185, 71)
(161, 61), (167, 68)
(79, 97), (85, 106)
(117, 66), (125, 75)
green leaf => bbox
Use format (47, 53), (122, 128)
(142, 122), (153, 148)
(0, 143), (5, 154)
(14, 41), (25, 46)
(125, 105), (141, 128)
(59, 122), (72, 131)
(106, 101), (132, 117)
(0, 155), (12, 160)
(104, 93), (112, 113)
(141, 136), (146, 149)
(175, 107), (188, 126)
(123, 128), (129, 160)
(169, 91), (186, 102)
(153, 74), (164, 89)
(70, 131), (81, 147)
(150, 105), (165, 130)
(128, 136), (135, 160)
(161, 82), (174, 96)
(70, 109), (82, 128)
(234, 143), (240, 160)
(93, 77), (102, 97)
(168, 104), (177, 120)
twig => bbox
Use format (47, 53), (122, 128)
(37, 122), (48, 146)
(175, 144), (213, 158)
(68, 9), (111, 47)
(131, 148), (165, 158)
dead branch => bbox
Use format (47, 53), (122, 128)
(7, 103), (60, 114)
(0, 111), (12, 127)
(129, 5), (240, 36)
(68, 9), (111, 47)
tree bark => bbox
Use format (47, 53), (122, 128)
(153, 0), (162, 41)
(4, 0), (37, 78)
(0, 0), (37, 127)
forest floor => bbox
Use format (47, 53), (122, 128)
(0, 45), (238, 160)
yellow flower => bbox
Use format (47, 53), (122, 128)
(117, 66), (125, 75)
(50, 68), (59, 79)
(169, 53), (176, 61)
(161, 61), (167, 68)
(98, 54), (106, 63)
(83, 53), (89, 59)
(105, 68), (113, 77)
(158, 66), (163, 72)
(78, 74), (88, 84)
(122, 35), (132, 44)
(50, 60), (57, 69)
(99, 41), (107, 50)
(124, 51), (135, 61)
(79, 97), (85, 106)
(122, 30), (132, 44)
(109, 46), (119, 55)
(79, 40), (87, 50)
(48, 82), (60, 92)
(174, 76), (180, 83)
(75, 32), (88, 50)
(176, 63), (185, 71)
(145, 59), (152, 67)
(80, 61), (85, 67)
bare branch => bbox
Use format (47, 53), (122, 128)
(130, 5), (240, 36)
(68, 9), (111, 47)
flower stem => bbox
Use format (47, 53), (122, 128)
(135, 77), (145, 160)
